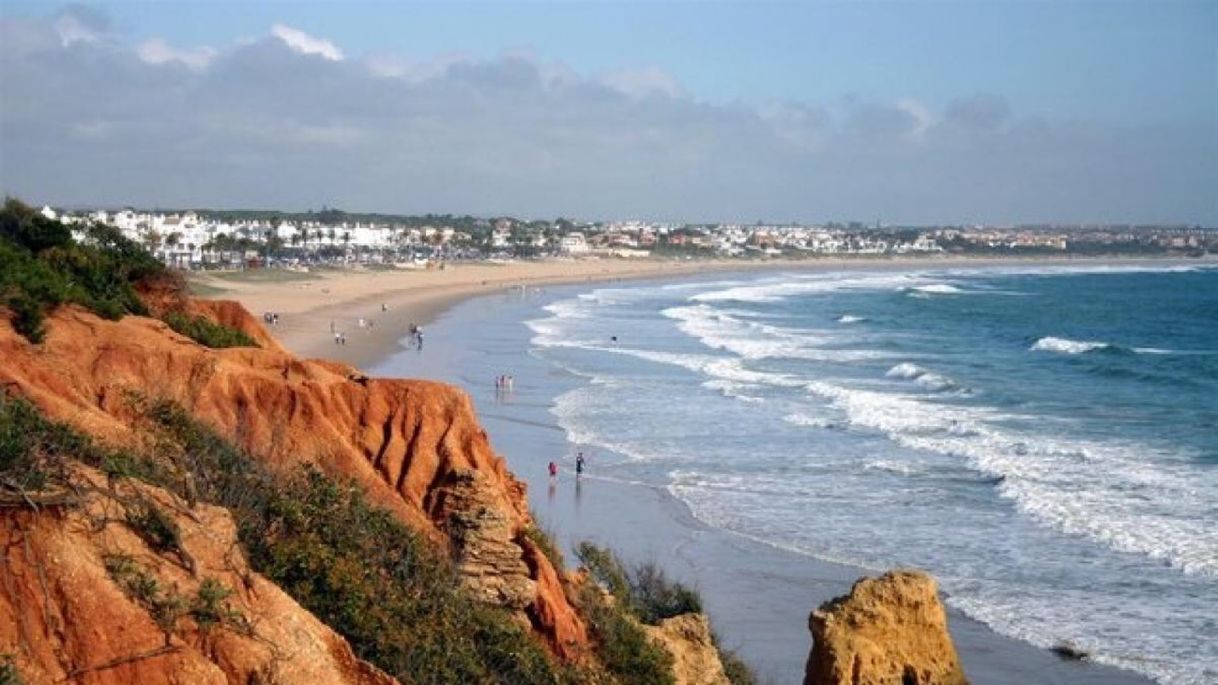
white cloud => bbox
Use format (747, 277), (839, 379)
(599, 66), (683, 98)
(897, 98), (934, 141)
(270, 24), (343, 61)
(53, 8), (106, 47)
(137, 38), (217, 70)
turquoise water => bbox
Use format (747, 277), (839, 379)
(526, 264), (1217, 684)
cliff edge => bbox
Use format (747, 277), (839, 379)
(0, 300), (586, 661)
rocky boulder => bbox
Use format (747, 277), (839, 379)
(804, 570), (968, 685)
(645, 613), (731, 685)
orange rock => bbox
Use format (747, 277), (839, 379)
(0, 466), (397, 685)
(804, 570), (968, 685)
(0, 301), (587, 660)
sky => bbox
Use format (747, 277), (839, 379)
(1, 1), (1215, 224)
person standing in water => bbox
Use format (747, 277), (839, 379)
(548, 461), (558, 481)
(575, 452), (586, 478)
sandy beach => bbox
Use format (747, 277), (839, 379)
(194, 254), (1209, 369)
(193, 258), (739, 368)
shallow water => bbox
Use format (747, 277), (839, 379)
(520, 264), (1217, 685)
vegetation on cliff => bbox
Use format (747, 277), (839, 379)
(7, 392), (752, 684)
(0, 198), (253, 348)
(575, 542), (755, 685)
(161, 310), (258, 348)
(0, 199), (161, 341)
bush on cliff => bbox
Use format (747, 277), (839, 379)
(138, 400), (566, 685)
(162, 311), (258, 348)
(576, 541), (757, 685)
(576, 542), (702, 624)
(0, 198), (163, 342)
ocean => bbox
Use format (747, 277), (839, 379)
(518, 263), (1217, 685)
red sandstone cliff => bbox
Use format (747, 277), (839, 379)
(2, 466), (398, 685)
(0, 300), (587, 681)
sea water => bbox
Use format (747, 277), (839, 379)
(525, 264), (1217, 685)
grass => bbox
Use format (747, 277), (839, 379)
(161, 311), (257, 348)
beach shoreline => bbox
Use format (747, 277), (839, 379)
(359, 280), (1160, 685)
(208, 255), (1199, 683)
(195, 253), (1210, 368)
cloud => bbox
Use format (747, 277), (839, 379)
(1, 9), (1214, 224)
(137, 38), (217, 70)
(270, 24), (343, 61)
(944, 94), (1012, 130)
(53, 4), (109, 46)
(599, 66), (683, 99)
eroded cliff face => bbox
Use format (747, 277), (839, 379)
(0, 302), (586, 660)
(804, 570), (968, 685)
(1, 466), (397, 685)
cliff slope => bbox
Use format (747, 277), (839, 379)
(1, 465), (396, 685)
(0, 301), (586, 658)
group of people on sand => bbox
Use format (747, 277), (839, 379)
(548, 452), (588, 480)
(324, 311), (425, 351)
(262, 312), (280, 325)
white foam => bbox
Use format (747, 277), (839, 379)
(662, 303), (885, 363)
(836, 314), (866, 323)
(910, 283), (962, 294)
(863, 459), (923, 476)
(803, 379), (1218, 579)
(885, 362), (957, 392)
(1030, 336), (1110, 354)
(782, 412), (839, 429)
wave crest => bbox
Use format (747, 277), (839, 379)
(1030, 336), (1110, 355)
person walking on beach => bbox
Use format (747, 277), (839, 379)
(548, 461), (558, 481)
(575, 452), (586, 478)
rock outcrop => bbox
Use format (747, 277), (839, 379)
(0, 302), (587, 658)
(645, 613), (731, 685)
(804, 570), (968, 685)
(1, 466), (397, 685)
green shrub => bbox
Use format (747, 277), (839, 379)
(575, 542), (756, 684)
(191, 578), (242, 633)
(143, 400), (567, 685)
(575, 543), (702, 625)
(0, 393), (103, 492)
(103, 553), (187, 643)
(0, 198), (164, 342)
(0, 653), (22, 685)
(524, 523), (566, 570)
(576, 542), (633, 605)
(162, 311), (257, 349)
(630, 561), (702, 624)
(124, 499), (183, 556)
(575, 584), (675, 685)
